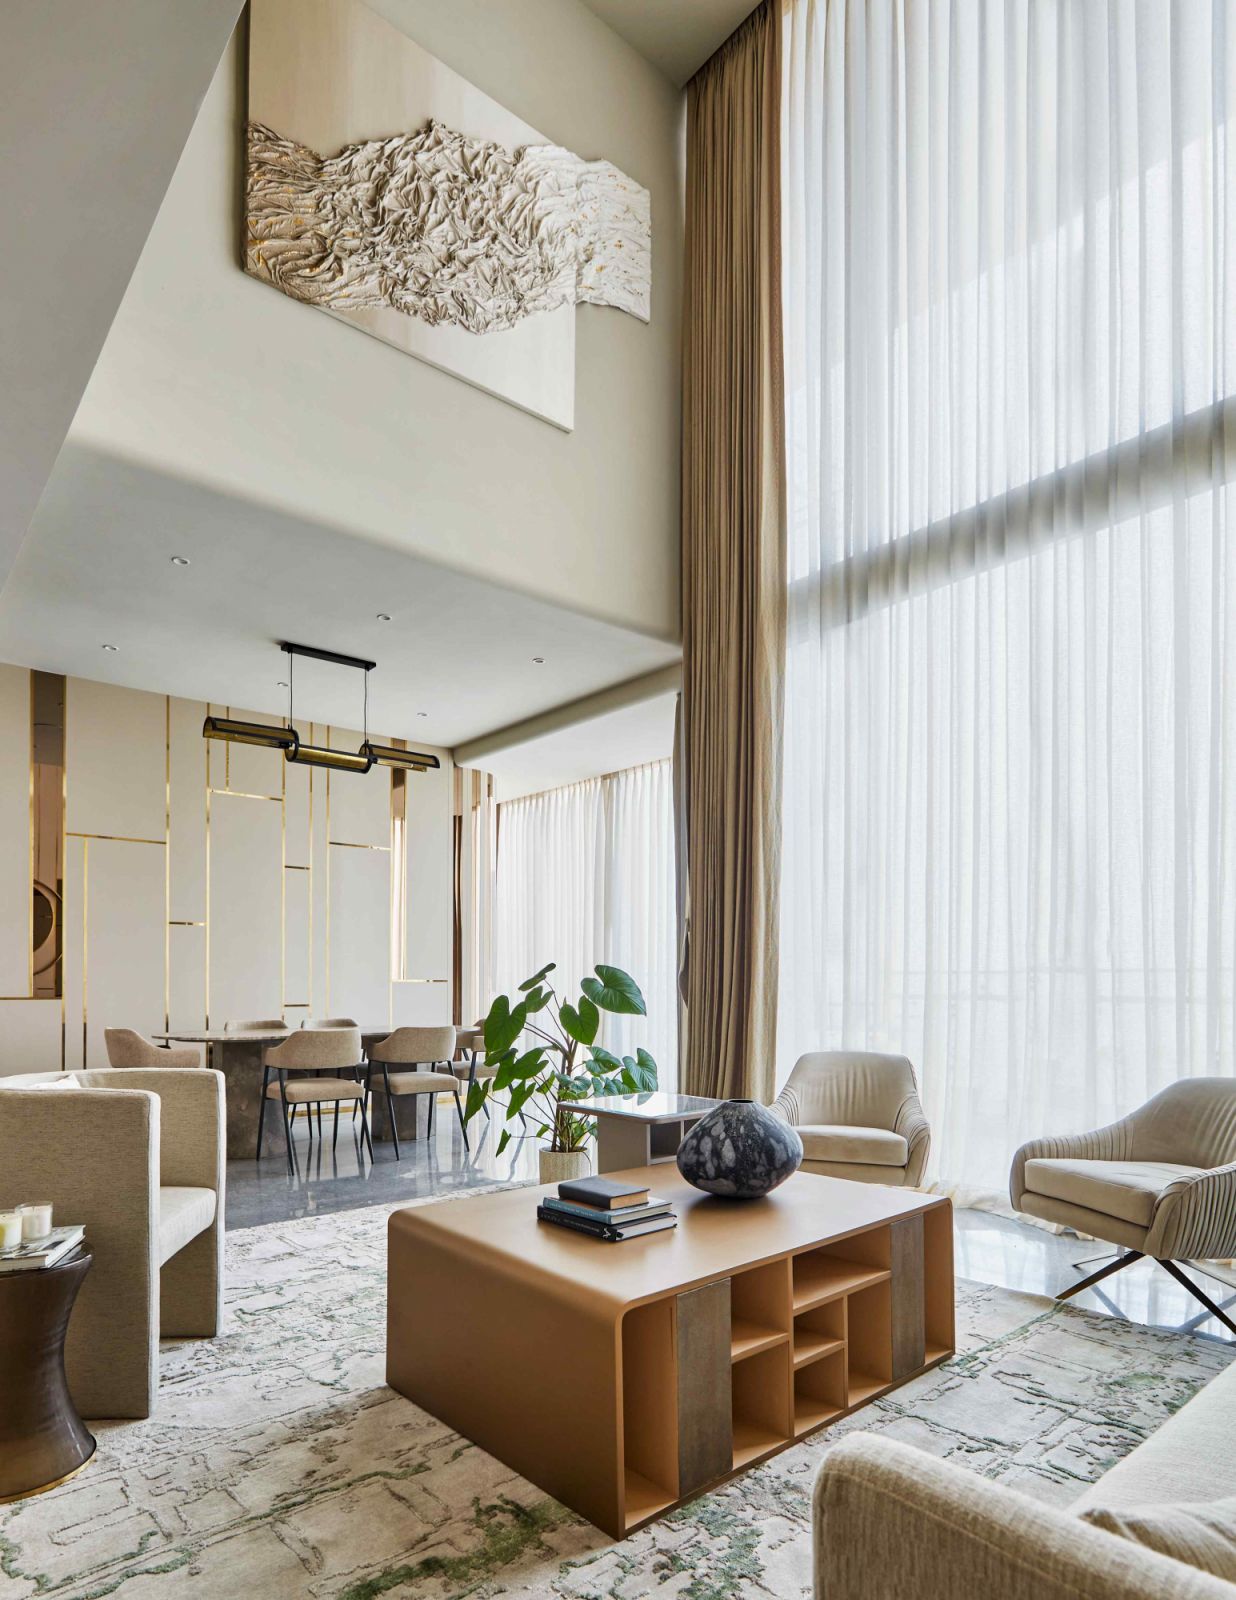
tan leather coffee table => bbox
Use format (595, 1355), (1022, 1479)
(386, 1168), (954, 1538)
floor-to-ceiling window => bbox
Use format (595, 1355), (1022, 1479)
(494, 760), (678, 1088)
(777, 0), (1234, 1194)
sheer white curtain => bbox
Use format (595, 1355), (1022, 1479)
(494, 761), (678, 1088)
(778, 0), (1235, 1195)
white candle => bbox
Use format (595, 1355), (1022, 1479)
(19, 1202), (53, 1243)
(0, 1211), (22, 1250)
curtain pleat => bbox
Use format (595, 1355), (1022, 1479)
(681, 0), (786, 1102)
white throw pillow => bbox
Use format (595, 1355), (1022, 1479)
(1081, 1499), (1236, 1581)
(0, 1073), (81, 1089)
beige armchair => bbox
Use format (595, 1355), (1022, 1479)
(1011, 1078), (1236, 1334)
(771, 1051), (931, 1186)
(104, 1026), (201, 1069)
(0, 1068), (225, 1419)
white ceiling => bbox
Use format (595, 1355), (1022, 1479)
(485, 691), (676, 801)
(580, 0), (758, 85)
(0, 444), (680, 749)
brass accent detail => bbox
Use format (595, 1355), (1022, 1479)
(0, 1445), (96, 1506)
(65, 833), (166, 846)
(207, 789), (282, 803)
(328, 840), (391, 851)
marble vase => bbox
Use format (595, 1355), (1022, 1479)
(676, 1099), (803, 1199)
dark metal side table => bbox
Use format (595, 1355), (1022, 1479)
(0, 1246), (95, 1503)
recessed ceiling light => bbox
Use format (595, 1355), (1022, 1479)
(101, 643), (118, 652)
(376, 613), (392, 623)
(170, 555), (191, 567)
(532, 656), (545, 664)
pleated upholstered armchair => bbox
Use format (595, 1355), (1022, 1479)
(771, 1052), (931, 1186)
(1011, 1078), (1236, 1334)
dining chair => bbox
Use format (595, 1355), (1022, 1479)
(367, 1026), (468, 1159)
(300, 1017), (357, 1029)
(224, 1017), (286, 1032)
(104, 1027), (201, 1069)
(259, 1027), (371, 1173)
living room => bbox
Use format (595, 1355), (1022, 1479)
(1, 1), (1234, 1596)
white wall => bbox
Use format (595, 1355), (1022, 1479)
(0, 664), (455, 1073)
(68, 1), (684, 642)
(0, 0), (241, 590)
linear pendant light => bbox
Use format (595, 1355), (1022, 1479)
(200, 640), (434, 779)
(359, 742), (441, 772)
(202, 715), (299, 753)
(287, 742), (373, 774)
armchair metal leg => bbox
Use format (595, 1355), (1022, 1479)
(453, 1090), (470, 1151)
(1057, 1250), (1144, 1302)
(278, 1074), (295, 1176)
(357, 1095), (375, 1163)
(1158, 1259), (1236, 1338)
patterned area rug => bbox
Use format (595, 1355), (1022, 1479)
(3, 1193), (1232, 1600)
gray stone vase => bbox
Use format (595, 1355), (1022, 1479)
(676, 1098), (803, 1199)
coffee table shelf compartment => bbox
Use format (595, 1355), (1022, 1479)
(730, 1259), (791, 1364)
(621, 1299), (679, 1525)
(794, 1346), (847, 1434)
(793, 1296), (846, 1368)
(731, 1345), (791, 1468)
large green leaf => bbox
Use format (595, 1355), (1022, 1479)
(464, 1079), (490, 1123)
(484, 994), (526, 1057)
(508, 1047), (548, 1082)
(588, 1044), (623, 1071)
(496, 1127), (512, 1156)
(580, 964), (647, 1016)
(490, 1048), (520, 1093)
(559, 996), (599, 1046)
(518, 963), (556, 992)
(521, 984), (552, 1014)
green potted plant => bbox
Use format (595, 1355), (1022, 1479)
(464, 961), (658, 1183)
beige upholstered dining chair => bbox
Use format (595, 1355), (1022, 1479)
(224, 1016), (285, 1032)
(259, 1027), (371, 1172)
(104, 1027), (201, 1069)
(1011, 1078), (1236, 1334)
(0, 1067), (224, 1418)
(301, 1017), (357, 1029)
(771, 1052), (931, 1186)
(367, 1026), (467, 1158)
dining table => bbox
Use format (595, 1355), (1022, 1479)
(152, 1027), (456, 1158)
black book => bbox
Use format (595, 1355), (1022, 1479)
(557, 1176), (650, 1211)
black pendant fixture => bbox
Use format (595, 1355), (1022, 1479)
(200, 642), (435, 777)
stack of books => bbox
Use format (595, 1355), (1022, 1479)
(0, 1224), (84, 1273)
(537, 1176), (676, 1242)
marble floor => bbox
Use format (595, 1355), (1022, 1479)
(225, 1112), (1236, 1344)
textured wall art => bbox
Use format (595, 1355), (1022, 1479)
(245, 0), (652, 430)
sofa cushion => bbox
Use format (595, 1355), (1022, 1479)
(798, 1125), (909, 1167)
(1079, 1499), (1236, 1581)
(1022, 1158), (1202, 1227)
(158, 1185), (216, 1266)
(1073, 1359), (1236, 1513)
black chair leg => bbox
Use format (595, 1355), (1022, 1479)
(279, 1075), (295, 1176)
(1058, 1250), (1143, 1301)
(333, 1100), (340, 1152)
(358, 1095), (375, 1163)
(383, 1065), (399, 1161)
(1159, 1259), (1236, 1337)
(257, 1065), (270, 1158)
(428, 1086), (436, 1137)
(453, 1091), (469, 1151)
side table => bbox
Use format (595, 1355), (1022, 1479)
(568, 1092), (723, 1172)
(0, 1247), (95, 1502)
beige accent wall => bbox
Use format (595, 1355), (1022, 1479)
(0, 664), (455, 1073)
(68, 1), (683, 641)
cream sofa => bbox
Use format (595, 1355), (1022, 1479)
(814, 1360), (1236, 1597)
(0, 1068), (225, 1419)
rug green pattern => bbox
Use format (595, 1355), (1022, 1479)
(2, 1194), (1231, 1599)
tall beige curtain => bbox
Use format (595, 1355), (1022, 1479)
(680, 0), (785, 1103)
